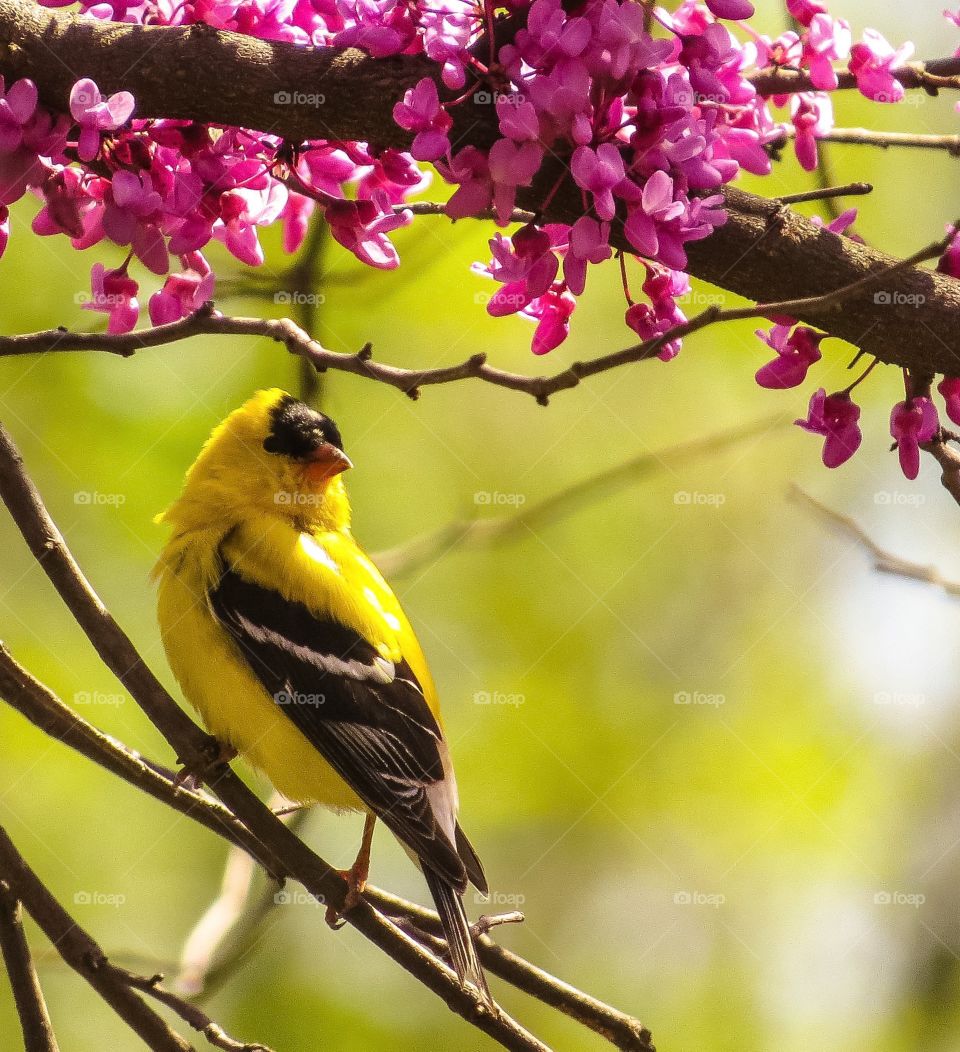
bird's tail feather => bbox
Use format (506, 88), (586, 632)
(422, 866), (492, 1005)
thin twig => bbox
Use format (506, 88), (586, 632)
(775, 182), (873, 205)
(375, 414), (784, 577)
(791, 485), (960, 596)
(0, 881), (60, 1052)
(0, 825), (195, 1052)
(374, 890), (654, 1052)
(0, 220), (953, 406)
(773, 127), (960, 155)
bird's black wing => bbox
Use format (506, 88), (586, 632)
(208, 560), (467, 889)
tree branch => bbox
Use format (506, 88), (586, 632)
(0, 881), (59, 1052)
(375, 414), (784, 577)
(791, 484), (960, 597)
(747, 56), (960, 97)
(2, 1), (960, 372)
(1, 217), (953, 406)
(0, 825), (195, 1052)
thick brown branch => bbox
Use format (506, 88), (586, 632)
(0, 882), (59, 1052)
(1, 1), (960, 371)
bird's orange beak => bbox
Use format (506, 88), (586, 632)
(303, 442), (353, 486)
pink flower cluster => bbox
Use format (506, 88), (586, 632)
(5, 0), (955, 484)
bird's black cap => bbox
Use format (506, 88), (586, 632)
(263, 395), (344, 459)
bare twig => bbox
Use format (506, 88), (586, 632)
(0, 825), (195, 1052)
(0, 221), (953, 407)
(773, 127), (960, 155)
(375, 414), (784, 577)
(791, 485), (960, 596)
(374, 889), (654, 1052)
(775, 182), (873, 205)
(0, 881), (59, 1052)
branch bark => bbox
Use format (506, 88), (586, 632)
(1, 0), (960, 373)
(0, 881), (60, 1052)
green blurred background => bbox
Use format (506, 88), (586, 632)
(2, 3), (960, 1049)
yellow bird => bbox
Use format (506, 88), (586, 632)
(154, 389), (490, 1001)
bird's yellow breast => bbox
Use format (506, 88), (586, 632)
(155, 512), (438, 808)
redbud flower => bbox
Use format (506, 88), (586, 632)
(755, 325), (823, 389)
(795, 388), (862, 468)
(524, 284), (576, 355)
(849, 29), (913, 103)
(705, 0), (755, 18)
(938, 377), (960, 427)
(392, 78), (451, 161)
(85, 262), (139, 334)
(69, 78), (135, 161)
(571, 142), (625, 221)
(890, 397), (939, 480)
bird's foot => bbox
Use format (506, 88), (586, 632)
(324, 863), (368, 930)
(175, 736), (238, 791)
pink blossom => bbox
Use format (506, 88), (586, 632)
(786, 1), (828, 26)
(563, 217), (611, 295)
(0, 77), (38, 152)
(796, 388), (862, 467)
(325, 192), (411, 268)
(571, 142), (625, 220)
(848, 29), (914, 103)
(791, 92), (832, 171)
(85, 262), (139, 334)
(890, 397), (939, 480)
(487, 138), (543, 223)
(392, 78), (452, 162)
(0, 205), (8, 259)
(938, 377), (960, 426)
(438, 146), (492, 218)
(148, 253), (214, 325)
(755, 324), (823, 389)
(523, 283), (577, 355)
(803, 14), (851, 90)
(69, 78), (135, 161)
(705, 0), (754, 18)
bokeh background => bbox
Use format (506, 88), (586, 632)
(2, 2), (959, 1049)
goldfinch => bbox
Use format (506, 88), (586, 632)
(153, 389), (490, 1002)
